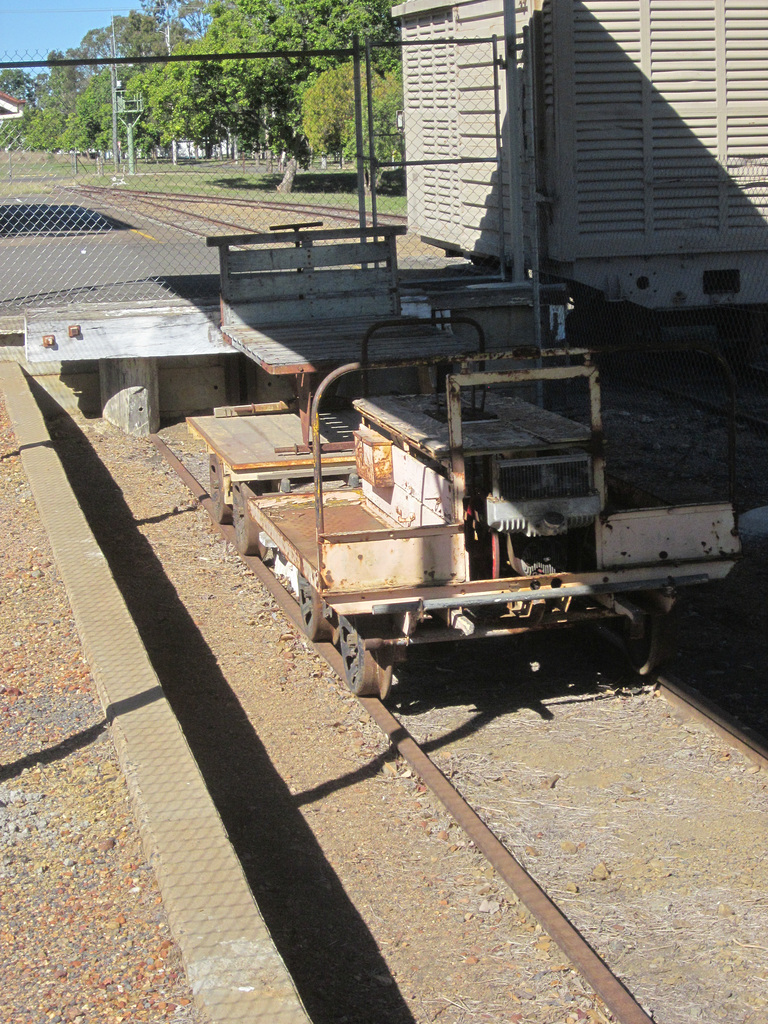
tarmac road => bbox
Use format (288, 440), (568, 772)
(0, 187), (220, 311)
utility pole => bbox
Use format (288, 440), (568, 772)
(164, 4), (179, 165)
(110, 15), (119, 172)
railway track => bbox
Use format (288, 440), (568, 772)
(67, 181), (405, 238)
(152, 432), (768, 1024)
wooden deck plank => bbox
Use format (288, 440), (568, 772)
(228, 240), (392, 275)
(187, 410), (357, 472)
(207, 225), (406, 247)
(220, 319), (466, 375)
(354, 393), (591, 459)
(224, 267), (394, 305)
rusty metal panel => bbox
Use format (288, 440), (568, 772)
(321, 527), (466, 591)
(362, 443), (453, 527)
(599, 503), (740, 568)
(322, 558), (737, 616)
(354, 427), (394, 488)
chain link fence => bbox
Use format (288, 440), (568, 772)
(0, 41), (480, 317)
(2, 25), (767, 508)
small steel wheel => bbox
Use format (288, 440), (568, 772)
(338, 616), (394, 699)
(232, 482), (261, 555)
(209, 454), (232, 525)
(297, 576), (333, 642)
(624, 610), (677, 676)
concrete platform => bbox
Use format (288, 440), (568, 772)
(0, 361), (311, 1024)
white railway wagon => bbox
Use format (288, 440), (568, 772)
(394, 0), (768, 311)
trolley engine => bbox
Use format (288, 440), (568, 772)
(483, 449), (601, 578)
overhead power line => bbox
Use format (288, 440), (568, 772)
(1, 8), (132, 13)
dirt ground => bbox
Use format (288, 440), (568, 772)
(3, 384), (765, 1024)
(0, 400), (207, 1024)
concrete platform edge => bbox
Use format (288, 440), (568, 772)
(0, 362), (311, 1024)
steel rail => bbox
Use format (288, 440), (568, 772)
(73, 183), (369, 224)
(657, 674), (768, 772)
(151, 434), (656, 1024)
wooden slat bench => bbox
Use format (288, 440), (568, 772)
(205, 224), (481, 439)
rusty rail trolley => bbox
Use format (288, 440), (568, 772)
(188, 224), (741, 698)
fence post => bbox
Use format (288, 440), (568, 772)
(503, 1), (526, 282)
(352, 35), (368, 232)
(492, 36), (507, 279)
(365, 37), (378, 232)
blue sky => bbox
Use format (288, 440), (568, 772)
(1, 4), (135, 61)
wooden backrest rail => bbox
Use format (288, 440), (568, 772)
(207, 225), (407, 328)
(206, 225), (406, 248)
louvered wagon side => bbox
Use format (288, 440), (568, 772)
(395, 0), (768, 313)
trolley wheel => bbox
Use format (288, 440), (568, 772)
(209, 454), (232, 525)
(297, 576), (333, 642)
(232, 481), (261, 555)
(338, 616), (394, 699)
(624, 609), (677, 676)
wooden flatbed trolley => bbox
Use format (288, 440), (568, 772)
(190, 225), (741, 698)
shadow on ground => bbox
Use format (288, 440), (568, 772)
(38, 390), (416, 1024)
(0, 203), (131, 237)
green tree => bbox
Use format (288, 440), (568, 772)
(233, 0), (399, 188)
(6, 12), (174, 153)
(0, 70), (37, 106)
(75, 11), (179, 62)
(137, 44), (230, 155)
(141, 0), (211, 41)
(64, 68), (119, 153)
(135, 5), (309, 177)
(114, 10), (177, 58)
(137, 0), (398, 189)
(234, 0), (397, 52)
(302, 63), (355, 161)
(21, 105), (71, 150)
(365, 62), (404, 174)
(40, 52), (88, 118)
(302, 61), (403, 186)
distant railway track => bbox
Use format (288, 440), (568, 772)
(152, 431), (768, 1024)
(67, 182), (406, 237)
